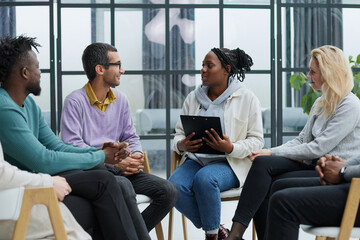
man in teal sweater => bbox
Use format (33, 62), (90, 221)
(0, 35), (151, 240)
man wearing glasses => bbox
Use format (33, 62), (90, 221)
(61, 42), (178, 232)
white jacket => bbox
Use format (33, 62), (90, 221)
(173, 87), (264, 186)
(0, 143), (91, 240)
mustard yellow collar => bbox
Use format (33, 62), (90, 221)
(85, 82), (116, 112)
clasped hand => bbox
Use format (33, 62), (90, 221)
(178, 129), (233, 154)
(101, 141), (131, 164)
(315, 154), (346, 185)
(113, 152), (144, 175)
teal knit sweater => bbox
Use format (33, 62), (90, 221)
(0, 88), (104, 175)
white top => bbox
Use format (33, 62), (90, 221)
(0, 143), (91, 240)
(173, 87), (264, 187)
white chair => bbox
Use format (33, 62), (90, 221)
(301, 178), (360, 240)
(168, 151), (257, 240)
(136, 152), (164, 240)
(0, 187), (68, 240)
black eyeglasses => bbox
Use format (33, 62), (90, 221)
(105, 62), (122, 68)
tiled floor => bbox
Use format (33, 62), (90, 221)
(141, 201), (320, 240)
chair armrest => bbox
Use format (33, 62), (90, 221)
(12, 187), (68, 240)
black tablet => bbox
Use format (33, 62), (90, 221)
(180, 115), (224, 154)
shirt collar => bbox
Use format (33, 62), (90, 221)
(85, 81), (117, 106)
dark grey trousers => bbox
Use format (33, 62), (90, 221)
(60, 169), (150, 240)
(253, 170), (319, 240)
(266, 177), (360, 240)
(232, 156), (316, 228)
(118, 170), (178, 231)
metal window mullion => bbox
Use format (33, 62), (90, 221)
(56, 1), (63, 134)
(110, 0), (115, 46)
(326, 0), (332, 45)
(270, 0), (276, 147)
(165, 0), (171, 179)
(49, 0), (56, 133)
(219, 0), (223, 48)
(276, 0), (283, 146)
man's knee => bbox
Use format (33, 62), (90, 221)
(270, 179), (290, 196)
(269, 188), (296, 214)
(90, 170), (116, 183)
(114, 175), (136, 198)
(164, 180), (178, 204)
(145, 175), (178, 207)
(156, 177), (179, 203)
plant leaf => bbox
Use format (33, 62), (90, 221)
(352, 72), (360, 93)
(290, 72), (306, 91)
(349, 55), (354, 63)
(301, 92), (312, 114)
(301, 89), (322, 115)
(354, 72), (360, 98)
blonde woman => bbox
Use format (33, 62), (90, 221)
(225, 45), (360, 240)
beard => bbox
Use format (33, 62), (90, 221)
(27, 82), (42, 96)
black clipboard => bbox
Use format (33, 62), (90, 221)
(180, 115), (224, 154)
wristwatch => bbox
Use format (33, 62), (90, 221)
(339, 166), (347, 183)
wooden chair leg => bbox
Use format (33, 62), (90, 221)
(338, 178), (360, 240)
(47, 196), (68, 239)
(12, 193), (32, 240)
(181, 214), (188, 240)
(252, 221), (256, 240)
(168, 208), (174, 240)
(168, 208), (188, 240)
(315, 236), (327, 240)
(12, 188), (67, 240)
(155, 222), (164, 240)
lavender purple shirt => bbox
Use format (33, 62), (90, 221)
(61, 86), (142, 153)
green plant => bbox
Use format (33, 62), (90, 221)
(289, 54), (360, 114)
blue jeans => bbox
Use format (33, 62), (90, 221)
(169, 159), (239, 231)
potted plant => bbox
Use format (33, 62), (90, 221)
(289, 54), (360, 114)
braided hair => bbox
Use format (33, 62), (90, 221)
(0, 35), (40, 85)
(211, 47), (253, 82)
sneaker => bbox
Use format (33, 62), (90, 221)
(205, 233), (218, 240)
(218, 224), (229, 240)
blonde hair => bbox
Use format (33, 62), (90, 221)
(312, 45), (353, 117)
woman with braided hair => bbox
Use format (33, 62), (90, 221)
(169, 48), (264, 240)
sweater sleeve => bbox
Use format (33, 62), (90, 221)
(0, 143), (53, 190)
(0, 106), (104, 175)
(61, 96), (92, 148)
(227, 93), (264, 159)
(342, 156), (360, 182)
(39, 110), (97, 154)
(117, 95), (142, 153)
(173, 93), (192, 154)
(271, 95), (360, 160)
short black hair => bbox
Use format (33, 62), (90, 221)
(82, 42), (118, 81)
(211, 47), (253, 82)
(0, 35), (40, 84)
